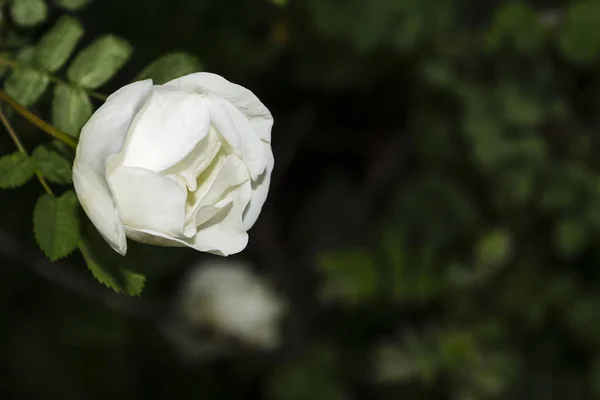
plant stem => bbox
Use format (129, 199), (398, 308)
(0, 57), (108, 101)
(0, 89), (77, 149)
(0, 107), (54, 196)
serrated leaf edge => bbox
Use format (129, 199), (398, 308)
(33, 192), (80, 262)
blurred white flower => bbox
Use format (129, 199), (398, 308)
(178, 259), (286, 350)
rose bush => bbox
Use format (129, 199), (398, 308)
(72, 73), (274, 256)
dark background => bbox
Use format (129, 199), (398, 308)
(2, 0), (600, 398)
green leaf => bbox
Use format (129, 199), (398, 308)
(498, 85), (543, 127)
(0, 52), (11, 78)
(78, 219), (146, 296)
(485, 2), (545, 54)
(268, 347), (343, 400)
(558, 0), (600, 65)
(78, 240), (145, 296)
(553, 219), (588, 260)
(0, 152), (34, 188)
(122, 270), (145, 296)
(318, 248), (378, 306)
(4, 67), (50, 106)
(54, 0), (91, 10)
(474, 229), (512, 271)
(33, 191), (80, 261)
(135, 52), (203, 84)
(5, 31), (30, 50)
(376, 336), (441, 384)
(31, 145), (72, 184)
(35, 16), (84, 73)
(52, 83), (92, 137)
(67, 35), (132, 89)
(16, 45), (37, 63)
(10, 0), (48, 27)
(49, 139), (75, 159)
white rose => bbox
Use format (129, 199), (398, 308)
(72, 73), (274, 256)
(179, 259), (285, 349)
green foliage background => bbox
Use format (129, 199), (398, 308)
(2, 0), (600, 398)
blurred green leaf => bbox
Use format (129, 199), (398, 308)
(495, 169), (536, 207)
(10, 0), (48, 27)
(268, 347), (343, 400)
(540, 180), (577, 212)
(462, 105), (509, 170)
(382, 231), (409, 297)
(35, 16), (84, 73)
(54, 0), (91, 10)
(52, 83), (92, 137)
(568, 298), (600, 346)
(375, 330), (441, 384)
(464, 353), (516, 397)
(384, 234), (445, 303)
(558, 0), (600, 65)
(421, 59), (455, 89)
(375, 343), (416, 383)
(33, 191), (80, 261)
(31, 145), (72, 184)
(437, 328), (478, 370)
(16, 45), (36, 63)
(396, 174), (480, 241)
(0, 152), (34, 189)
(4, 67), (50, 106)
(269, 0), (287, 7)
(474, 229), (512, 271)
(485, 2), (545, 54)
(553, 218), (588, 259)
(498, 85), (543, 127)
(135, 52), (202, 84)
(67, 35), (132, 88)
(0, 52), (11, 78)
(590, 356), (600, 397)
(318, 248), (378, 306)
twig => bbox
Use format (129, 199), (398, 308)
(0, 89), (77, 148)
(0, 229), (165, 321)
(0, 107), (55, 195)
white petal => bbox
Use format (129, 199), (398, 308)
(183, 200), (232, 238)
(117, 86), (210, 173)
(242, 142), (274, 230)
(195, 198), (233, 226)
(207, 96), (241, 152)
(209, 96), (266, 179)
(190, 181), (252, 255)
(109, 166), (187, 238)
(123, 227), (187, 248)
(127, 181), (252, 256)
(196, 155), (250, 206)
(163, 126), (222, 191)
(164, 72), (274, 143)
(184, 151), (227, 220)
(184, 154), (250, 237)
(73, 79), (153, 255)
